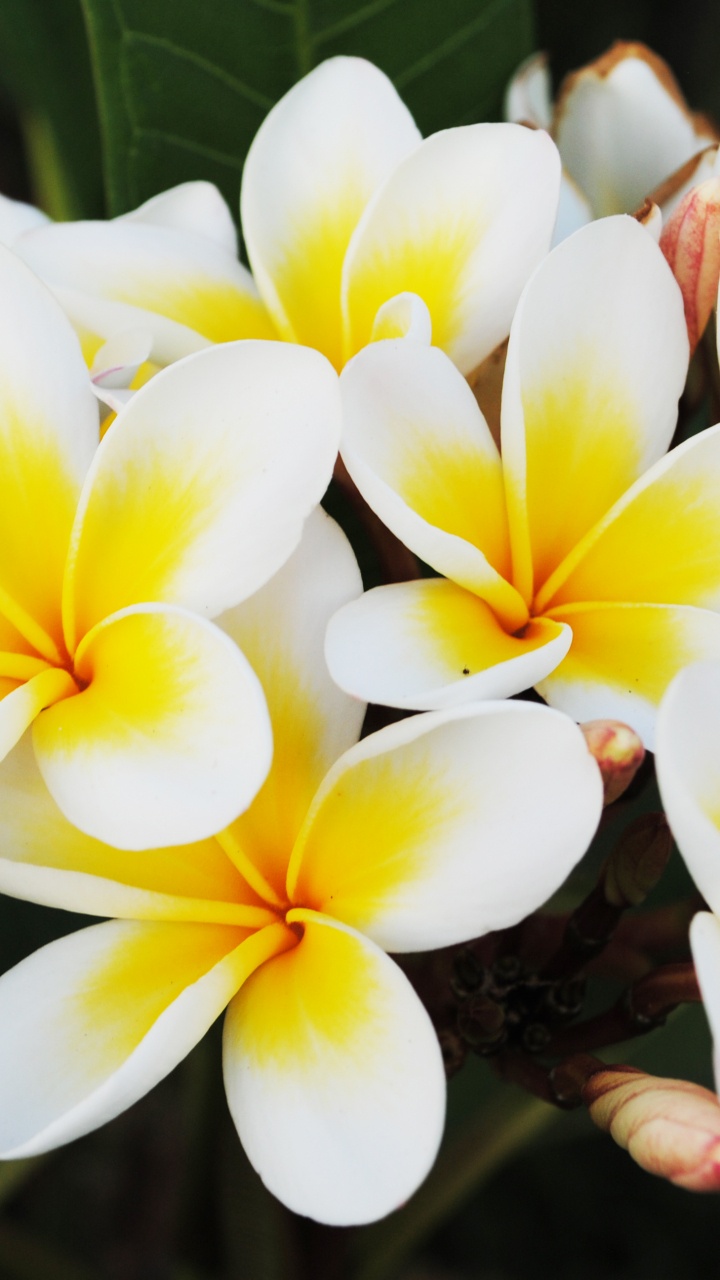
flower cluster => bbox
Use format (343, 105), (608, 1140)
(0, 41), (719, 1228)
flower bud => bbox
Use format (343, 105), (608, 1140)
(660, 177), (720, 352)
(580, 719), (645, 806)
(584, 1066), (720, 1190)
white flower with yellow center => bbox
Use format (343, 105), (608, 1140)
(326, 214), (720, 748)
(0, 246), (340, 848)
(15, 56), (560, 378)
(0, 510), (602, 1224)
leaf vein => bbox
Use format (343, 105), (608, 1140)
(133, 127), (245, 170)
(123, 29), (275, 109)
(395, 0), (514, 88)
(313, 0), (403, 46)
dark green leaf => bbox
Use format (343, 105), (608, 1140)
(0, 0), (104, 218)
(81, 0), (535, 216)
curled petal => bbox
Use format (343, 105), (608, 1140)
(33, 604), (272, 850)
(325, 578), (571, 711)
(223, 912), (445, 1225)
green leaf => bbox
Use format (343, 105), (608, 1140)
(0, 0), (104, 218)
(81, 0), (535, 215)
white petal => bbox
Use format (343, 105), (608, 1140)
(501, 215), (688, 602)
(343, 123), (561, 373)
(218, 509), (365, 893)
(656, 662), (720, 914)
(33, 604), (272, 850)
(118, 182), (238, 255)
(223, 912), (445, 1225)
(241, 56), (421, 368)
(91, 329), (154, 388)
(340, 339), (525, 629)
(690, 912), (720, 1090)
(289, 701), (602, 951)
(65, 340), (341, 646)
(555, 44), (716, 216)
(0, 920), (287, 1157)
(504, 52), (553, 129)
(0, 193), (50, 247)
(325, 578), (571, 710)
(17, 220), (275, 357)
(370, 291), (432, 344)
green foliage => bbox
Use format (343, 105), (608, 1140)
(81, 0), (535, 216)
(0, 0), (103, 218)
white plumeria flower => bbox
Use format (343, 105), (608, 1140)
(0, 192), (50, 246)
(0, 245), (340, 849)
(325, 214), (720, 748)
(506, 42), (717, 236)
(655, 663), (720, 1089)
(0, 509), (603, 1225)
(16, 58), (561, 378)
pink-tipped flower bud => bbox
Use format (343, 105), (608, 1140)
(660, 177), (720, 353)
(580, 719), (645, 806)
(584, 1066), (720, 1190)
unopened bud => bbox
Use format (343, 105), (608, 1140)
(581, 719), (645, 805)
(604, 812), (672, 908)
(584, 1066), (720, 1190)
(660, 177), (720, 352)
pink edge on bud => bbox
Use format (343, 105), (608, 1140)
(660, 178), (720, 353)
(584, 1067), (720, 1191)
(580, 720), (645, 806)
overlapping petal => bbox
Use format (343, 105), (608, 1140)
(342, 122), (561, 373)
(340, 340), (524, 628)
(0, 193), (50, 247)
(223, 912), (444, 1225)
(33, 604), (272, 849)
(0, 919), (293, 1158)
(18, 219), (275, 358)
(655, 663), (720, 915)
(325, 578), (571, 710)
(287, 703), (602, 952)
(536, 424), (720, 613)
(0, 734), (271, 923)
(501, 216), (688, 603)
(241, 57), (421, 369)
(64, 340), (341, 647)
(0, 247), (98, 657)
(538, 604), (720, 749)
(219, 510), (365, 898)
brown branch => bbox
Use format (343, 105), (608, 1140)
(545, 962), (702, 1057)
